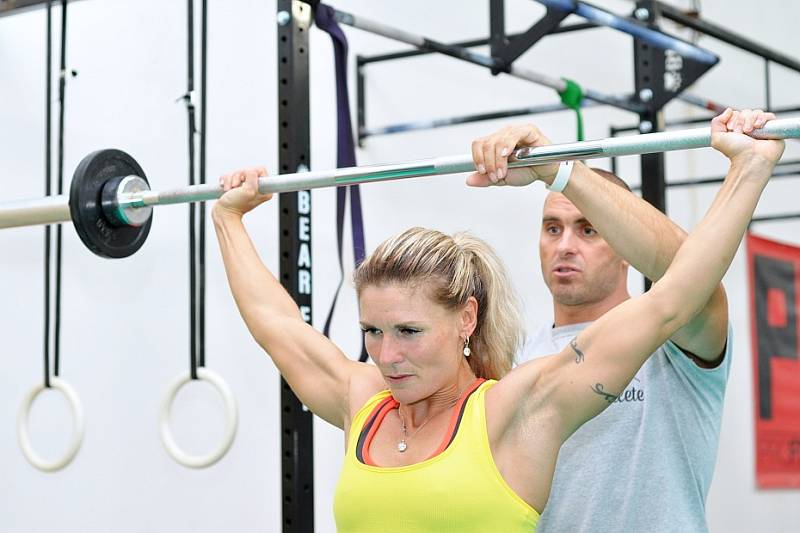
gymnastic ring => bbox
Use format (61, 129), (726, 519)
(159, 367), (238, 469)
(17, 377), (85, 472)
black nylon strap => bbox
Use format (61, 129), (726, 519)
(53, 0), (68, 379)
(315, 4), (369, 362)
(43, 0), (53, 388)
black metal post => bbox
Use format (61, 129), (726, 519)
(634, 1), (665, 291)
(489, 0), (505, 74)
(277, 1), (314, 531)
(764, 60), (772, 111)
(609, 124), (618, 177)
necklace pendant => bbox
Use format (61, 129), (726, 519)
(397, 440), (408, 453)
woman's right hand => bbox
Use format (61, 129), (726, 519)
(214, 166), (273, 217)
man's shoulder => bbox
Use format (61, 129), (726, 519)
(518, 322), (591, 363)
(517, 324), (552, 362)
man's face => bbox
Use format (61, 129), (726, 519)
(539, 193), (628, 307)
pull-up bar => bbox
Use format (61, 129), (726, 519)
(333, 8), (643, 113)
(533, 0), (718, 65)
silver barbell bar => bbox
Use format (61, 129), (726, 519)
(0, 118), (798, 231)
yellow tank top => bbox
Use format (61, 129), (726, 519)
(334, 379), (539, 532)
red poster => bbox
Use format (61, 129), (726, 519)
(747, 233), (800, 488)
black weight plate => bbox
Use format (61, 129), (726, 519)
(69, 149), (151, 259)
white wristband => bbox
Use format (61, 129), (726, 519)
(547, 160), (574, 193)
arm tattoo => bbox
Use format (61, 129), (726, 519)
(591, 383), (618, 404)
(569, 338), (585, 364)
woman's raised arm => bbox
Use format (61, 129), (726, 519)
(213, 168), (382, 428)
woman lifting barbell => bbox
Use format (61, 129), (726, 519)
(211, 109), (783, 531)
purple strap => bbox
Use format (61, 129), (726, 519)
(315, 4), (368, 361)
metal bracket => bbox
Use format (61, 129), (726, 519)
(491, 1), (572, 70)
(632, 1), (717, 112)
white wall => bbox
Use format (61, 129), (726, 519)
(0, 1), (798, 531)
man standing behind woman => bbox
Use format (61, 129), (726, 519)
(469, 108), (773, 532)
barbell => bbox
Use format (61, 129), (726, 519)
(1, 118), (798, 259)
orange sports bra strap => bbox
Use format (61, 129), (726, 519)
(431, 378), (486, 456)
(357, 395), (398, 465)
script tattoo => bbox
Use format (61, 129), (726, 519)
(569, 338), (585, 364)
(591, 383), (618, 404)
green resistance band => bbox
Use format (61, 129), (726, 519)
(559, 78), (585, 141)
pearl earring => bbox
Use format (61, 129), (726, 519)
(463, 336), (471, 357)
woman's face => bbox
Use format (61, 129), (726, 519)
(358, 283), (473, 404)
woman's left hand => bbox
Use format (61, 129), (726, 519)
(711, 108), (785, 168)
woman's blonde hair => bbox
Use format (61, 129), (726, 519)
(353, 227), (523, 379)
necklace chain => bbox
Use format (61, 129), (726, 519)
(396, 394), (462, 453)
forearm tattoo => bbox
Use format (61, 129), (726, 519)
(569, 338), (585, 364)
(591, 383), (618, 404)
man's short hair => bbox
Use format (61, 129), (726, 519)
(588, 167), (632, 192)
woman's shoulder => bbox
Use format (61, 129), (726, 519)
(486, 355), (559, 424)
(345, 364), (388, 425)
